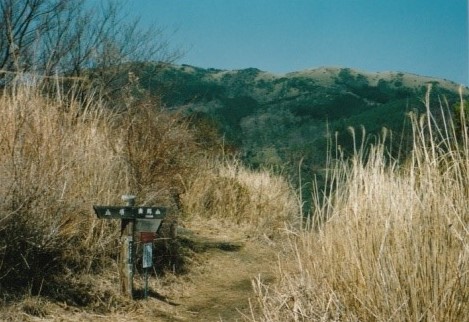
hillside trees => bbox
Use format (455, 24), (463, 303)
(0, 0), (179, 97)
(453, 99), (469, 137)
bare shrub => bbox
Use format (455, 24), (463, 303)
(0, 76), (201, 295)
(115, 97), (199, 206)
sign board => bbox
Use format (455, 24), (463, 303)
(140, 232), (156, 243)
(136, 219), (162, 234)
(143, 243), (153, 268)
(94, 196), (168, 300)
(93, 206), (166, 220)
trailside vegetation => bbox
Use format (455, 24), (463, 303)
(252, 88), (469, 321)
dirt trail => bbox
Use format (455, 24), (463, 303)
(3, 223), (280, 322)
(155, 223), (279, 321)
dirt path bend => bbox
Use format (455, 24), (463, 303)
(154, 223), (280, 322)
(0, 222), (281, 322)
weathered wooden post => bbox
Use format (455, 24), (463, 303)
(93, 195), (167, 299)
(120, 194), (136, 298)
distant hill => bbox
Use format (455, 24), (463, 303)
(136, 63), (468, 179)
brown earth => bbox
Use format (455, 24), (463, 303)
(152, 221), (279, 321)
(1, 221), (281, 322)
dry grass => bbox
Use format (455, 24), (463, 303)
(181, 157), (300, 237)
(4, 72), (468, 321)
(0, 82), (123, 288)
(0, 77), (200, 300)
(252, 88), (469, 321)
(0, 74), (298, 319)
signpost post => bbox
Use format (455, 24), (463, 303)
(93, 195), (166, 299)
(141, 234), (153, 299)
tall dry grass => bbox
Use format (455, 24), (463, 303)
(0, 82), (123, 289)
(181, 158), (300, 237)
(0, 77), (200, 295)
(252, 88), (469, 321)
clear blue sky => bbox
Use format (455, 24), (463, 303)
(127, 0), (468, 85)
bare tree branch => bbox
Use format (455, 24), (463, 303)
(0, 0), (181, 98)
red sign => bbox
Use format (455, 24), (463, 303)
(140, 232), (156, 243)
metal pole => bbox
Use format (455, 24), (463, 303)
(144, 268), (149, 299)
(142, 241), (153, 299)
(120, 194), (136, 299)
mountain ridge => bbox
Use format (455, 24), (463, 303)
(136, 63), (468, 178)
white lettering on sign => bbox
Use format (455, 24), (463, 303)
(145, 208), (153, 218)
(119, 208), (125, 216)
(105, 209), (111, 216)
(155, 209), (161, 215)
(138, 208), (144, 214)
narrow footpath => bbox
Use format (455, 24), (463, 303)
(38, 222), (282, 322)
(153, 222), (280, 321)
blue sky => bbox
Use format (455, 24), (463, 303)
(128, 0), (468, 85)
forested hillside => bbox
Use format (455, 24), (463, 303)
(135, 63), (468, 181)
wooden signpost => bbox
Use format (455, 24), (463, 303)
(93, 195), (167, 299)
